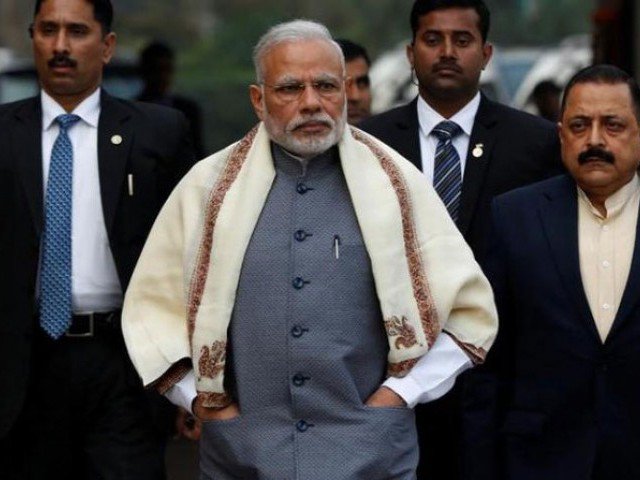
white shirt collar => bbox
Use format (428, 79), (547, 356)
(41, 88), (101, 131)
(417, 92), (481, 139)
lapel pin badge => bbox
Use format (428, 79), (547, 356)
(472, 143), (484, 158)
(111, 134), (123, 145)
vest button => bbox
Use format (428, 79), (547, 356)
(294, 229), (308, 242)
(296, 183), (309, 194)
(291, 325), (307, 338)
(292, 277), (306, 290)
(296, 420), (310, 432)
(292, 373), (308, 387)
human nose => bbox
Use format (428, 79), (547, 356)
(53, 29), (70, 54)
(299, 83), (322, 110)
(441, 37), (455, 58)
(587, 122), (605, 147)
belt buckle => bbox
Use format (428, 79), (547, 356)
(66, 313), (95, 338)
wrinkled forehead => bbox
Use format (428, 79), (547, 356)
(562, 81), (639, 121)
(261, 39), (345, 82)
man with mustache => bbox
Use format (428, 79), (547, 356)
(0, 0), (194, 478)
(121, 19), (498, 479)
(359, 1), (562, 478)
(480, 64), (640, 479)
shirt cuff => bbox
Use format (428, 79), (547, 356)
(164, 369), (197, 413)
(382, 333), (473, 408)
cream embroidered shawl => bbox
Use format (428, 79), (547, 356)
(122, 123), (498, 407)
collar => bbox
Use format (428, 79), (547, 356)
(416, 92), (480, 139)
(578, 173), (640, 220)
(41, 88), (101, 131)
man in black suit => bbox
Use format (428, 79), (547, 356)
(483, 64), (640, 480)
(360, 1), (561, 479)
(0, 0), (194, 478)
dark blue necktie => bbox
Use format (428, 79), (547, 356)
(432, 120), (463, 222)
(40, 113), (81, 339)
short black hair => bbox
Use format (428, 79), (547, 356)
(33, 0), (114, 34)
(532, 80), (561, 98)
(335, 39), (371, 66)
(139, 41), (174, 69)
(561, 64), (640, 121)
(410, 0), (490, 43)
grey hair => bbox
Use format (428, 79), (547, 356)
(253, 19), (345, 83)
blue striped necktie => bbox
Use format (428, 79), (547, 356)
(40, 113), (81, 339)
(432, 120), (463, 222)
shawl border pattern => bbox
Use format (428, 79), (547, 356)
(351, 129), (440, 376)
(445, 331), (487, 365)
(186, 125), (259, 339)
(153, 357), (192, 395)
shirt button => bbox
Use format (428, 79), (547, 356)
(602, 261), (611, 268)
(602, 303), (611, 310)
(291, 325), (308, 338)
(294, 230), (308, 242)
(602, 225), (610, 231)
(296, 420), (311, 432)
(292, 373), (309, 387)
(292, 277), (307, 290)
(296, 183), (310, 194)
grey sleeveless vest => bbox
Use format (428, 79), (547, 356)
(199, 144), (418, 480)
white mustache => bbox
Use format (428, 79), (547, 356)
(287, 113), (335, 132)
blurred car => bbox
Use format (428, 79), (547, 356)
(0, 56), (144, 104)
(511, 34), (592, 113)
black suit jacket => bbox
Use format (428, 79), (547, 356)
(360, 95), (563, 255)
(360, 95), (562, 480)
(482, 175), (640, 479)
(0, 90), (195, 437)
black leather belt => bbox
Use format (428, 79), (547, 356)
(66, 310), (121, 338)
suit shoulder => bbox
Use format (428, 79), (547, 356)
(486, 100), (556, 132)
(0, 97), (38, 120)
(109, 96), (185, 121)
(359, 102), (413, 134)
(494, 174), (571, 207)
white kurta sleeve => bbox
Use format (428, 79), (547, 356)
(382, 333), (473, 408)
(164, 370), (198, 413)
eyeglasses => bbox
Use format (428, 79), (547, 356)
(261, 78), (344, 103)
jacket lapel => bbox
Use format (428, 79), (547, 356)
(539, 176), (599, 338)
(458, 95), (497, 235)
(14, 98), (44, 236)
(97, 90), (133, 236)
(607, 204), (640, 339)
(389, 98), (422, 168)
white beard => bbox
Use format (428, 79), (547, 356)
(263, 103), (347, 159)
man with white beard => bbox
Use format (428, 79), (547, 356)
(122, 19), (497, 479)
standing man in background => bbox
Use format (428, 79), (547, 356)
(360, 0), (562, 478)
(0, 0), (194, 478)
(336, 38), (373, 124)
(137, 41), (205, 158)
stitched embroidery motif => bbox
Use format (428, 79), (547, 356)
(384, 316), (419, 349)
(199, 341), (227, 379)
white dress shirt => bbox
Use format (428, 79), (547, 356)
(416, 93), (481, 183)
(41, 89), (122, 313)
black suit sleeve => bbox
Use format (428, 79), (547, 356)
(462, 199), (516, 480)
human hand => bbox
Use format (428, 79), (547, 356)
(192, 396), (240, 422)
(365, 386), (407, 408)
(175, 407), (201, 441)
